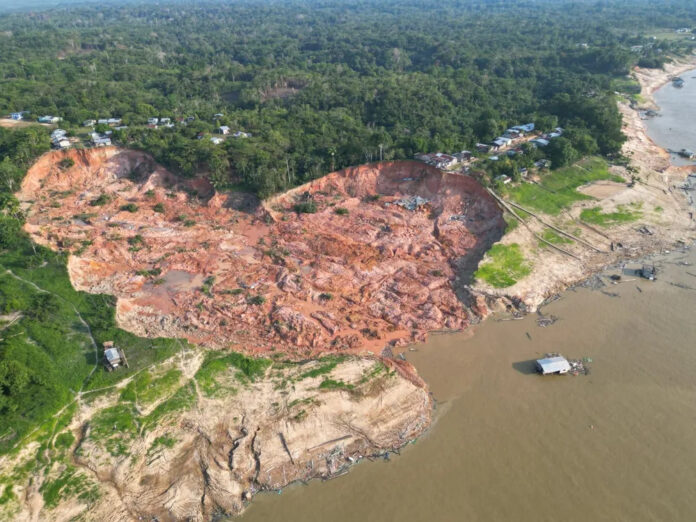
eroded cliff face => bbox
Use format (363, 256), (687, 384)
(76, 356), (430, 522)
(19, 148), (505, 357)
(4, 148), (505, 521)
(2, 352), (431, 522)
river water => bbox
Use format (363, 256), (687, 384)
(239, 82), (696, 521)
(239, 248), (696, 522)
(645, 68), (696, 166)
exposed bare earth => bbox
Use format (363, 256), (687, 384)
(472, 59), (696, 309)
(3, 150), (504, 521)
(19, 150), (504, 356)
(5, 58), (696, 522)
(1, 352), (430, 522)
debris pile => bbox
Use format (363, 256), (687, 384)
(393, 195), (429, 211)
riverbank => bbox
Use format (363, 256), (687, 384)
(470, 57), (696, 310)
(4, 58), (696, 522)
(632, 58), (696, 109)
(240, 243), (696, 522)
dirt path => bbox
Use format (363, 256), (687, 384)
(471, 58), (696, 309)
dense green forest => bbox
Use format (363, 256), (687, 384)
(0, 0), (695, 194)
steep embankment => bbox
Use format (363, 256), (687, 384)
(470, 62), (696, 309)
(19, 149), (505, 357)
(4, 148), (506, 522)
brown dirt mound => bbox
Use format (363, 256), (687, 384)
(19, 149), (505, 357)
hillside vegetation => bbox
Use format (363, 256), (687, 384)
(0, 127), (189, 455)
(0, 1), (694, 196)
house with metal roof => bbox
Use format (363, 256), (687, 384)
(103, 341), (129, 371)
(531, 138), (550, 147)
(536, 356), (571, 375)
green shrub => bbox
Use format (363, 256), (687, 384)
(247, 294), (266, 305)
(119, 203), (138, 213)
(90, 194), (110, 206)
(293, 201), (317, 214)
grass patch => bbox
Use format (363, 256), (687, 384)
(540, 229), (573, 245)
(87, 404), (139, 456)
(318, 378), (354, 391)
(120, 368), (182, 405)
(474, 243), (531, 288)
(195, 352), (271, 397)
(580, 205), (642, 227)
(119, 203), (138, 213)
(504, 157), (623, 215)
(301, 359), (338, 379)
(358, 361), (387, 384)
(246, 294), (266, 305)
(147, 434), (177, 456)
(611, 77), (641, 95)
(142, 382), (196, 432)
(89, 193), (111, 206)
(293, 201), (317, 214)
(53, 431), (75, 450)
(40, 465), (99, 509)
(503, 213), (519, 233)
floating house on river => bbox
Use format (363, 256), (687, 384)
(536, 355), (571, 375)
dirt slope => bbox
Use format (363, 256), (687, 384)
(19, 149), (505, 357)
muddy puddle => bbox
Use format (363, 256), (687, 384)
(239, 246), (696, 522)
(145, 269), (204, 294)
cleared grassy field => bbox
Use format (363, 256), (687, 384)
(580, 205), (642, 227)
(474, 243), (531, 288)
(504, 157), (624, 215)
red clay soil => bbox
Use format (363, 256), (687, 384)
(19, 147), (505, 357)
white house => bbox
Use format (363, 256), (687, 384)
(38, 115), (60, 124)
(219, 125), (230, 135)
(210, 137), (224, 145)
(91, 132), (112, 147)
(536, 356), (571, 375)
(51, 129), (67, 140)
(531, 138), (550, 147)
(492, 137), (512, 149)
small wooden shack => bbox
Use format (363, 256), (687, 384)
(103, 341), (129, 371)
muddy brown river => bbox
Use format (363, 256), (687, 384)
(239, 247), (696, 521)
(238, 77), (696, 521)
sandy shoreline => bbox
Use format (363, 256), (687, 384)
(633, 57), (696, 104)
(471, 55), (696, 310)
